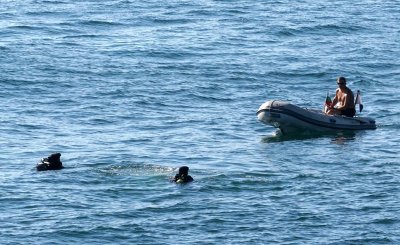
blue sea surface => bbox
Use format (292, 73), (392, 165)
(1, 0), (399, 244)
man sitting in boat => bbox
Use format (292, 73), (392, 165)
(325, 77), (356, 117)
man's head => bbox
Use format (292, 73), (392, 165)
(178, 166), (189, 176)
(337, 77), (346, 87)
(48, 153), (62, 164)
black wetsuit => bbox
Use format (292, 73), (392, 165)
(36, 153), (63, 171)
(174, 174), (193, 183)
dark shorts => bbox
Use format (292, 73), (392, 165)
(340, 108), (356, 117)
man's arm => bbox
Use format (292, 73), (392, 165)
(330, 89), (339, 108)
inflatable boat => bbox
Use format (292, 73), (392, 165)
(256, 100), (376, 134)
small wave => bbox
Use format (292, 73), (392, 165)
(7, 25), (44, 31)
(340, 237), (394, 244)
(0, 78), (31, 86)
(33, 0), (69, 3)
(151, 18), (193, 25)
(187, 9), (217, 17)
(100, 163), (174, 176)
(25, 10), (68, 17)
(261, 130), (356, 143)
(62, 34), (106, 39)
(77, 20), (125, 27)
(292, 173), (320, 180)
(276, 23), (366, 37)
(372, 217), (398, 225)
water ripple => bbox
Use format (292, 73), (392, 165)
(1, 0), (400, 244)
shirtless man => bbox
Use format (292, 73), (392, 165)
(326, 77), (356, 117)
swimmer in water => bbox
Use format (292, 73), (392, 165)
(172, 166), (193, 183)
(36, 152), (63, 171)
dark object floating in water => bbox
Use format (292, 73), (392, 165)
(172, 166), (193, 184)
(36, 153), (63, 171)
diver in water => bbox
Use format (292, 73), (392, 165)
(172, 166), (193, 184)
(36, 153), (63, 171)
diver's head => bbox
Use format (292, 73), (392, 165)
(178, 166), (189, 176)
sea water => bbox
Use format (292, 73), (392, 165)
(1, 1), (399, 244)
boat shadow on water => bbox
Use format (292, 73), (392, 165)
(261, 129), (358, 144)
